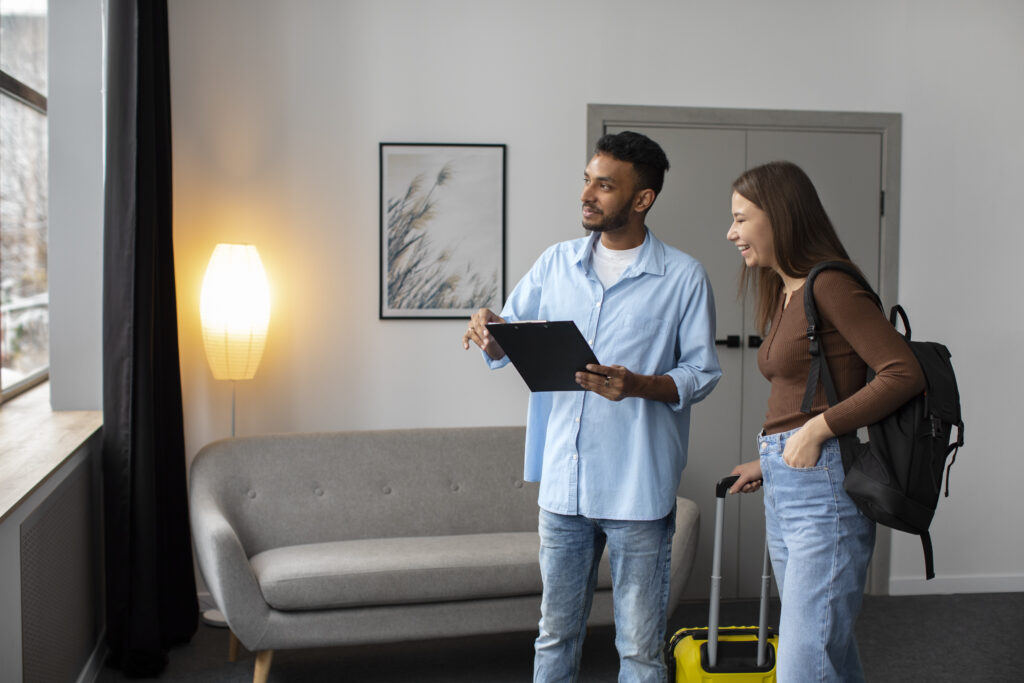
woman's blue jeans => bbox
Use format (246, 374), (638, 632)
(534, 506), (675, 683)
(759, 428), (876, 683)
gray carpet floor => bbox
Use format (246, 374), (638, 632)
(98, 592), (1023, 682)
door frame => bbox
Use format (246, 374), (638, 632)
(587, 104), (902, 595)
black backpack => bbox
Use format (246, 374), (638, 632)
(802, 261), (964, 580)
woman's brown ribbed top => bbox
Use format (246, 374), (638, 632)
(757, 269), (926, 436)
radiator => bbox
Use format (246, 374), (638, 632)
(20, 461), (101, 683)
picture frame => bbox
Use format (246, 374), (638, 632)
(379, 143), (506, 319)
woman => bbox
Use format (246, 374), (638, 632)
(726, 161), (924, 682)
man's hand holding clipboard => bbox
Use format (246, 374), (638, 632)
(461, 307), (507, 360)
(462, 307), (648, 399)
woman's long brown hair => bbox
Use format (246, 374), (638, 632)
(732, 161), (860, 335)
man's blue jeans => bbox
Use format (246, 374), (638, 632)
(759, 428), (876, 683)
(534, 506), (676, 683)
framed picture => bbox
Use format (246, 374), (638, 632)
(380, 143), (506, 319)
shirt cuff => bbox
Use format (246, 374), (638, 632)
(665, 371), (688, 413)
(484, 349), (510, 370)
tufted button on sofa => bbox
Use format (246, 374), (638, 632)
(189, 426), (700, 683)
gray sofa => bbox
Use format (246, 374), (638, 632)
(189, 426), (700, 682)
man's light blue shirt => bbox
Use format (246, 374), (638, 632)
(487, 230), (721, 521)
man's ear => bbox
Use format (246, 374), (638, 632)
(633, 188), (656, 213)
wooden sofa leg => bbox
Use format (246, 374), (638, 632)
(253, 649), (274, 683)
(228, 630), (240, 662)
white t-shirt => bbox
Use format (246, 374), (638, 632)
(591, 237), (643, 289)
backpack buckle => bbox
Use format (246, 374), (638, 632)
(806, 325), (820, 356)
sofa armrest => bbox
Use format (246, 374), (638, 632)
(190, 494), (270, 647)
(668, 496), (700, 614)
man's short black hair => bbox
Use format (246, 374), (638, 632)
(594, 131), (670, 196)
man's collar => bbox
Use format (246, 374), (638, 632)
(575, 228), (665, 276)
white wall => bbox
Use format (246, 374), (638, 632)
(161, 0), (1023, 595)
(47, 0), (104, 409)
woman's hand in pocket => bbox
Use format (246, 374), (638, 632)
(782, 415), (835, 468)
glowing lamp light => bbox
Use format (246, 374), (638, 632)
(199, 244), (271, 381)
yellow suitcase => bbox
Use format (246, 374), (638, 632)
(669, 625), (777, 682)
(668, 476), (778, 682)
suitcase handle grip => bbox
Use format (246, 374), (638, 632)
(716, 475), (739, 499)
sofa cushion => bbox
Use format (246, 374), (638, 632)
(252, 532), (607, 611)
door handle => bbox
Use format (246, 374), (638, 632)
(748, 335), (763, 348)
(715, 335), (741, 348)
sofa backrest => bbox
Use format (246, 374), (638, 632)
(189, 426), (537, 556)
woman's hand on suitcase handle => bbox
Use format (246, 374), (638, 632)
(729, 460), (763, 494)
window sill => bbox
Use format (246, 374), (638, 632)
(0, 382), (102, 523)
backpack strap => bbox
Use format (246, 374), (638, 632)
(921, 532), (935, 581)
(944, 429), (963, 497)
(800, 261), (882, 413)
(890, 304), (912, 341)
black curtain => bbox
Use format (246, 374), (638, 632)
(102, 0), (198, 675)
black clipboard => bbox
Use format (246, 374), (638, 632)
(486, 320), (599, 392)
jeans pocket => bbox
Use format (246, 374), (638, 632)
(777, 452), (828, 472)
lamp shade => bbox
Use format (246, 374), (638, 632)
(199, 243), (271, 380)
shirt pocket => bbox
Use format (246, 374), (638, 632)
(622, 313), (665, 335)
(608, 314), (668, 373)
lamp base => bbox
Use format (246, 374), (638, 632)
(201, 607), (229, 628)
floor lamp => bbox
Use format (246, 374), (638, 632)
(198, 243), (271, 626)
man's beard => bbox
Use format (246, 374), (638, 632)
(582, 202), (631, 233)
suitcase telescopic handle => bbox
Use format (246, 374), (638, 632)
(716, 475), (740, 498)
(708, 474), (771, 670)
(707, 477), (738, 666)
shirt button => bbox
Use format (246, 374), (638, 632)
(588, 339), (594, 345)
(595, 301), (602, 308)
(574, 417), (580, 423)
(759, 441), (767, 453)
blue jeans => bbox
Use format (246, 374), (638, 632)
(534, 506), (676, 683)
(759, 428), (876, 683)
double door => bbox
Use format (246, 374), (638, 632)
(596, 106), (900, 597)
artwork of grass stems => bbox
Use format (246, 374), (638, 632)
(385, 160), (499, 312)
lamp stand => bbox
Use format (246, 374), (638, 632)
(202, 380), (239, 629)
(199, 242), (269, 633)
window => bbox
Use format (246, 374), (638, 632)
(0, 0), (47, 401)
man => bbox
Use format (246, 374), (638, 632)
(461, 131), (721, 682)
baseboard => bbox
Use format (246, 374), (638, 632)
(888, 573), (1024, 596)
(76, 628), (107, 683)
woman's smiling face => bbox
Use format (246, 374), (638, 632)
(727, 191), (777, 271)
